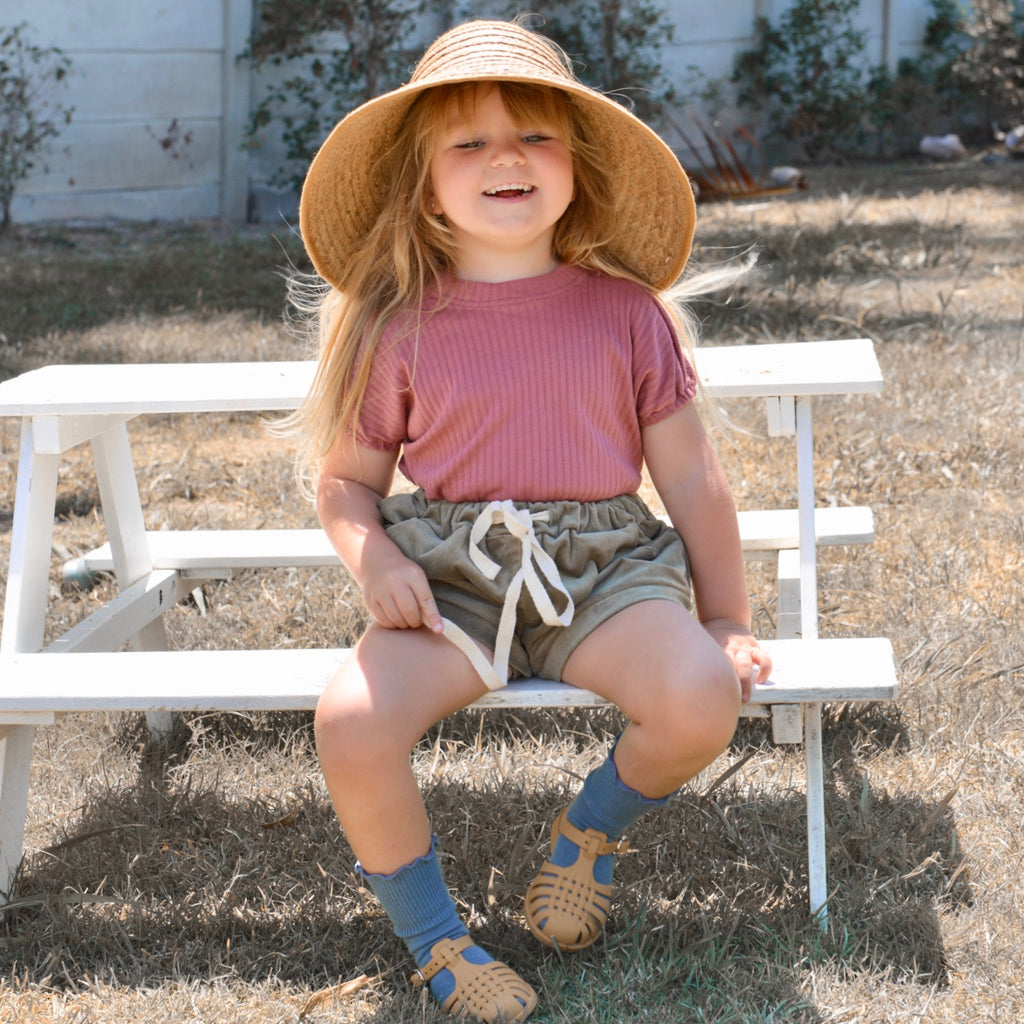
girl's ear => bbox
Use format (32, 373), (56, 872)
(425, 188), (443, 216)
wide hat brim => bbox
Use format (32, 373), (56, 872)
(299, 20), (695, 292)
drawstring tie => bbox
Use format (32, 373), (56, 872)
(441, 500), (574, 690)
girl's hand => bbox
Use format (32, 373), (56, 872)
(702, 618), (773, 702)
(361, 550), (445, 634)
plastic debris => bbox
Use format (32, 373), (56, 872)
(769, 166), (807, 190)
(1004, 125), (1024, 156)
(919, 134), (968, 160)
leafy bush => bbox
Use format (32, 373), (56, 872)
(247, 0), (679, 190)
(515, 1), (677, 127)
(0, 23), (74, 237)
(868, 0), (973, 150)
(871, 0), (1023, 151)
(732, 0), (1024, 159)
(246, 0), (425, 193)
(952, 0), (1024, 126)
(730, 0), (872, 162)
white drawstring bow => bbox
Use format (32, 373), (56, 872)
(441, 500), (574, 690)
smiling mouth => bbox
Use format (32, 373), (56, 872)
(484, 183), (535, 198)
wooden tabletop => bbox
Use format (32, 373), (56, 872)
(0, 338), (883, 417)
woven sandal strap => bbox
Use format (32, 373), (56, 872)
(554, 810), (629, 857)
(440, 959), (535, 1018)
(411, 934), (475, 986)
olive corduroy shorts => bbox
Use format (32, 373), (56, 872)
(379, 489), (693, 683)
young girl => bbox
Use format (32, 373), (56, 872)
(290, 19), (771, 1023)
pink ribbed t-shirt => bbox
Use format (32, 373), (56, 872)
(356, 264), (696, 502)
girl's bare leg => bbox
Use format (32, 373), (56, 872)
(315, 623), (491, 873)
(561, 599), (741, 795)
(316, 626), (538, 1020)
(525, 600), (741, 951)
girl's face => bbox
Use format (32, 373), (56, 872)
(428, 85), (575, 282)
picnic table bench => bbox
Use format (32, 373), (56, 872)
(0, 338), (898, 922)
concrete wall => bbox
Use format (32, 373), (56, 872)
(6, 0), (935, 227)
(8, 0), (252, 225)
(662, 0), (932, 81)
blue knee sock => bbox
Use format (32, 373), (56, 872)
(551, 743), (671, 885)
(359, 838), (492, 1006)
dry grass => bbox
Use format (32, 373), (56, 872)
(0, 157), (1022, 1022)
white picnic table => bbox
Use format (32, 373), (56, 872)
(0, 337), (897, 921)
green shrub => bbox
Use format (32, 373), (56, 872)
(868, 0), (972, 152)
(731, 0), (872, 162)
(514, 1), (677, 127)
(952, 0), (1024, 127)
(872, 0), (1023, 151)
(246, 0), (425, 193)
(247, 1), (679, 190)
(733, 0), (1023, 159)
(0, 23), (74, 237)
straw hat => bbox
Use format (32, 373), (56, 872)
(299, 19), (695, 291)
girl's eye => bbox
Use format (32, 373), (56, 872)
(523, 133), (550, 143)
(456, 140), (484, 150)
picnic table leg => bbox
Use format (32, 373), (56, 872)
(795, 398), (830, 926)
(91, 422), (174, 738)
(0, 421), (60, 894)
(0, 726), (37, 897)
(795, 397), (819, 642)
(805, 702), (828, 927)
(2, 422), (59, 656)
(775, 549), (801, 639)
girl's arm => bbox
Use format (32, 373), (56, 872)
(317, 437), (444, 634)
(643, 403), (772, 699)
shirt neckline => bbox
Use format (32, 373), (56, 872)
(438, 263), (587, 306)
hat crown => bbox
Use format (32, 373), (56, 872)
(300, 20), (695, 292)
(411, 20), (574, 88)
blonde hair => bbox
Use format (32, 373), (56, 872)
(277, 80), (740, 496)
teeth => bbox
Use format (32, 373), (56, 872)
(485, 183), (533, 195)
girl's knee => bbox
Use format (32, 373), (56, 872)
(315, 682), (371, 769)
(696, 661), (743, 750)
(314, 667), (403, 772)
(314, 679), (358, 740)
(658, 653), (741, 756)
(314, 626), (457, 770)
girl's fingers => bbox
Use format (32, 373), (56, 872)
(728, 640), (772, 702)
(369, 593), (413, 630)
(732, 648), (754, 701)
(394, 589), (426, 629)
(417, 591), (444, 634)
(752, 646), (773, 683)
(371, 583), (443, 633)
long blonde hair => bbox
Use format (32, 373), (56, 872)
(277, 80), (738, 495)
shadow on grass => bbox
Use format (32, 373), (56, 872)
(3, 716), (963, 1023)
(1, 227), (308, 338)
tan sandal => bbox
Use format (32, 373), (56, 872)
(411, 934), (537, 1022)
(524, 809), (629, 951)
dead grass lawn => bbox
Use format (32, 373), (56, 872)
(0, 158), (1022, 1022)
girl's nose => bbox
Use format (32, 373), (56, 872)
(491, 140), (526, 166)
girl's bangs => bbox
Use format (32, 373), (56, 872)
(498, 82), (579, 144)
(412, 81), (580, 151)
